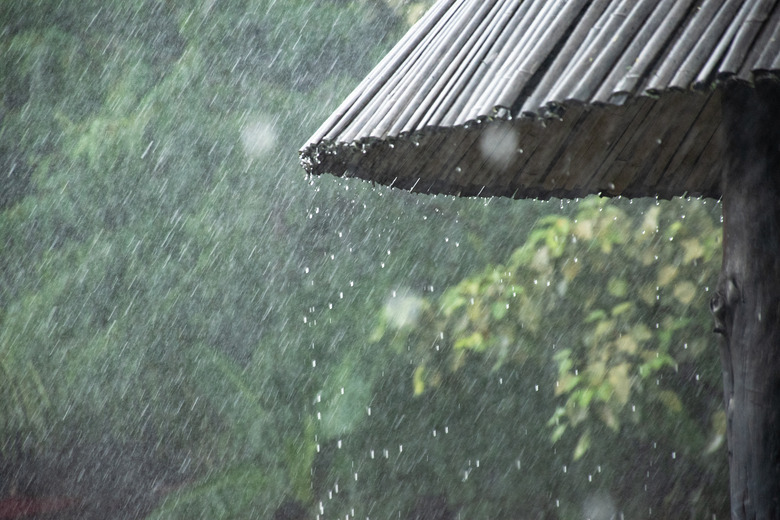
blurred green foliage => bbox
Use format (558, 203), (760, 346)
(0, 0), (727, 518)
(371, 197), (726, 517)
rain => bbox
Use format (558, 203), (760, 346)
(0, 1), (731, 519)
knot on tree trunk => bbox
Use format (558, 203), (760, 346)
(711, 277), (739, 335)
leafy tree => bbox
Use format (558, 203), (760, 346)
(369, 197), (727, 518)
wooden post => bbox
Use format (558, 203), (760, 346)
(712, 80), (780, 519)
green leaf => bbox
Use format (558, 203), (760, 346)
(658, 390), (683, 414)
(553, 348), (573, 372)
(638, 353), (676, 378)
(607, 277), (628, 298)
(673, 281), (697, 305)
(368, 319), (387, 343)
(453, 331), (485, 352)
(573, 430), (591, 460)
(551, 423), (567, 443)
(611, 301), (633, 317)
(556, 373), (580, 395)
(491, 301), (509, 320)
(584, 309), (608, 323)
(440, 290), (467, 316)
(576, 388), (595, 409)
(607, 363), (631, 405)
(413, 365), (426, 396)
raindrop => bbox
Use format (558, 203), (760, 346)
(141, 140), (154, 158)
(240, 118), (277, 158)
(479, 124), (519, 168)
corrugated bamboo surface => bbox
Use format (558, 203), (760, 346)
(300, 0), (780, 199)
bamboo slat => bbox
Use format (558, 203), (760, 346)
(301, 0), (780, 200)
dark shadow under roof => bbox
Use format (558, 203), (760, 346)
(300, 0), (780, 200)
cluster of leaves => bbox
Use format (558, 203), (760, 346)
(372, 197), (727, 516)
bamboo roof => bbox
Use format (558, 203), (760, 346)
(300, 0), (780, 199)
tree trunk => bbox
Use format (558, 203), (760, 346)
(712, 81), (780, 519)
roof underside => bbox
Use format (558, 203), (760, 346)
(300, 0), (780, 200)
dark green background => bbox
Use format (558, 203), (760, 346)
(0, 1), (727, 518)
